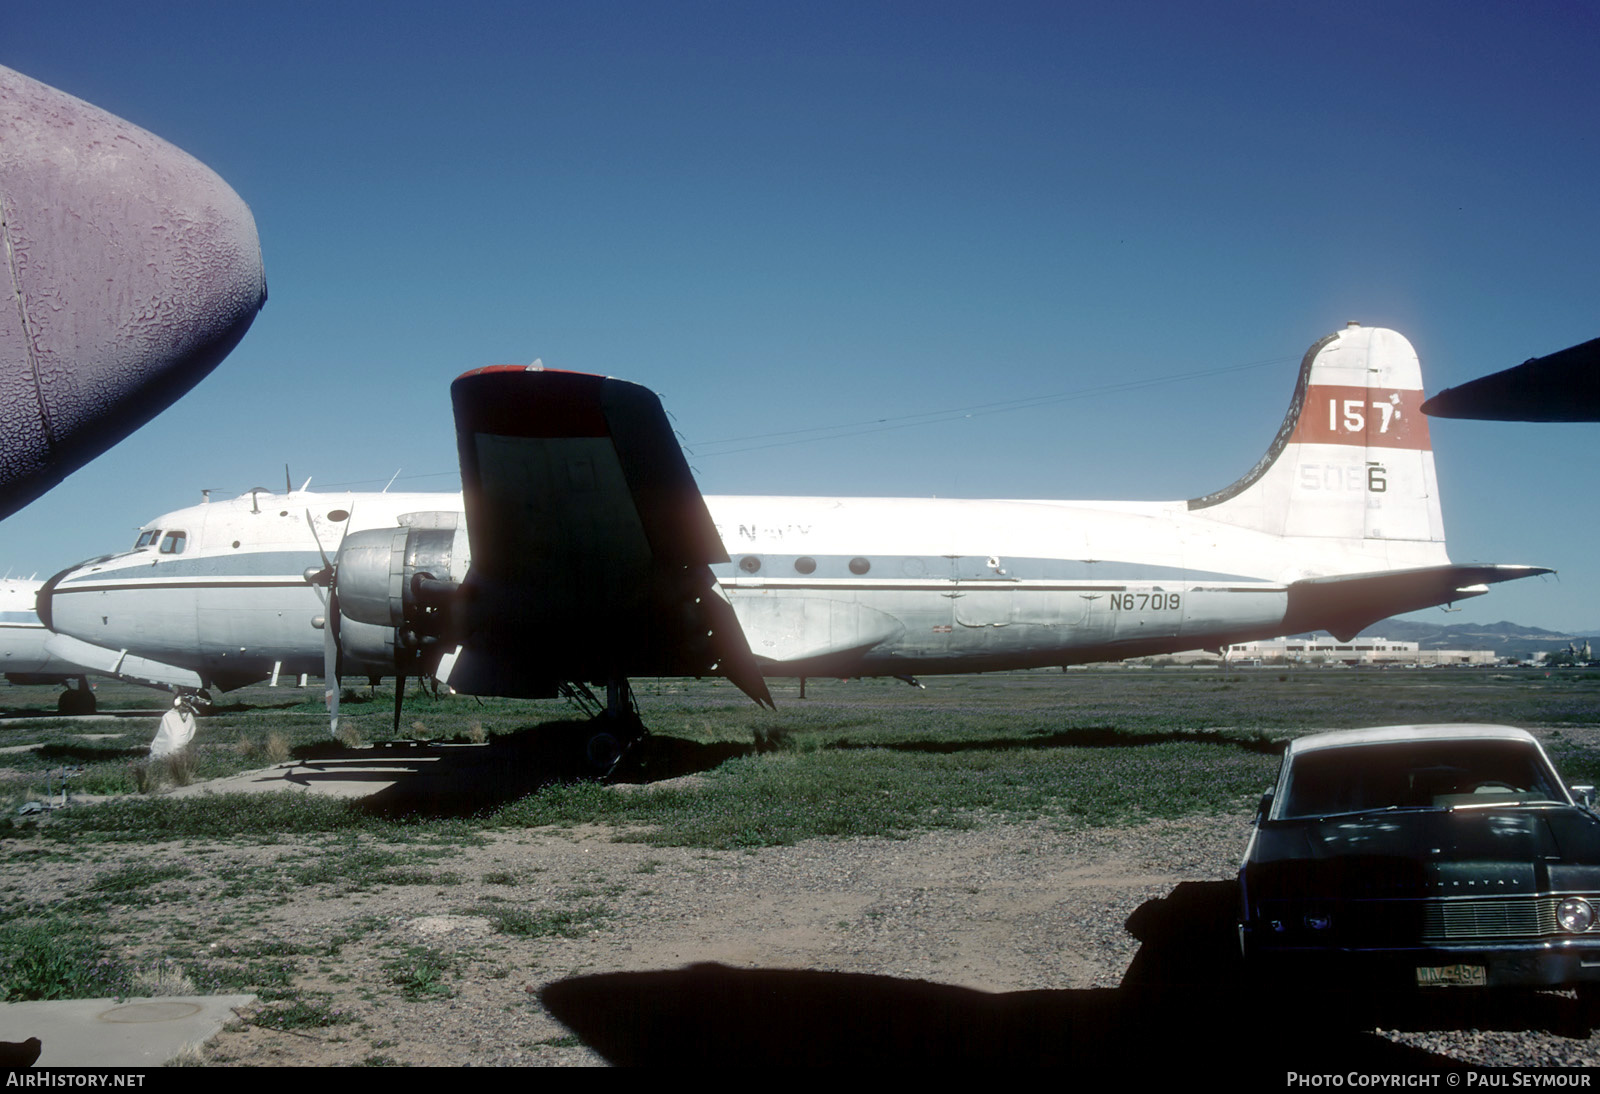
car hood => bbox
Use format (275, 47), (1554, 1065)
(1247, 807), (1600, 900)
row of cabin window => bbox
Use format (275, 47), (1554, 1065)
(133, 529), (188, 555)
(737, 556), (870, 575)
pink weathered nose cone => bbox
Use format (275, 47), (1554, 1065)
(0, 65), (267, 519)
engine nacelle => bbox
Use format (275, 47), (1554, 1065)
(331, 514), (468, 673)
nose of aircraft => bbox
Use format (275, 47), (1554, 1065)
(34, 556), (110, 634)
(0, 65), (267, 519)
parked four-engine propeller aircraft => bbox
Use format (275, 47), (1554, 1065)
(37, 324), (1548, 766)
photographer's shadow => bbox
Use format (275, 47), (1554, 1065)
(540, 881), (1524, 1067)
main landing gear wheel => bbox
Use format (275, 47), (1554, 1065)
(57, 683), (96, 716)
(583, 714), (647, 778)
(585, 730), (625, 774)
(562, 676), (650, 778)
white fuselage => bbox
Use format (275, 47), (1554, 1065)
(40, 484), (1392, 688)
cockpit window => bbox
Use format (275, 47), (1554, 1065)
(134, 530), (160, 550)
(159, 531), (187, 555)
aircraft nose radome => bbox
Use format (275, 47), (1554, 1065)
(0, 65), (267, 519)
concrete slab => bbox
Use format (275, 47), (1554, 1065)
(0, 994), (255, 1067)
(165, 744), (479, 800)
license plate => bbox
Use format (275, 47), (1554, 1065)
(1416, 963), (1486, 988)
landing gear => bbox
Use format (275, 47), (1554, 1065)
(585, 727), (627, 773)
(57, 677), (96, 716)
(560, 677), (648, 776)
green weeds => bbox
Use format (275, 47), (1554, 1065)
(250, 997), (354, 1030)
(0, 920), (138, 1001)
(90, 862), (194, 901)
(470, 902), (610, 939)
(383, 947), (457, 1000)
(285, 843), (461, 892)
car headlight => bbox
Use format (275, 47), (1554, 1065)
(1558, 897), (1594, 933)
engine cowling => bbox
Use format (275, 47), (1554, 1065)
(331, 514), (467, 677)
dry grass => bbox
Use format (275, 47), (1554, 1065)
(264, 731), (291, 764)
(132, 961), (198, 997)
(129, 759), (157, 794)
(129, 748), (198, 793)
(164, 1042), (208, 1067)
(163, 748), (196, 787)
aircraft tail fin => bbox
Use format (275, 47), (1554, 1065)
(1187, 324), (1447, 567)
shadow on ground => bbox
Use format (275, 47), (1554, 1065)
(284, 722), (778, 816)
(539, 881), (1587, 1069)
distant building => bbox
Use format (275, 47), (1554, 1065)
(1232, 637), (1494, 666)
(1128, 636), (1498, 667)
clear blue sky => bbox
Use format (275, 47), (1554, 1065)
(5, 1), (1596, 632)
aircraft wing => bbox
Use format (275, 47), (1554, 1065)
(1421, 337), (1600, 422)
(441, 365), (773, 706)
(1281, 564), (1553, 642)
(43, 632), (204, 691)
(0, 66), (265, 520)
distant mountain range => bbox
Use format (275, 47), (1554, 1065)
(1288, 620), (1590, 661)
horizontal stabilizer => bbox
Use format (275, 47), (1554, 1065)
(44, 633), (203, 691)
(1281, 564), (1552, 642)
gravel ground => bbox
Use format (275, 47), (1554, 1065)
(10, 805), (1599, 1069)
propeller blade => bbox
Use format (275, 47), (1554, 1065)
(305, 569), (329, 609)
(323, 614), (340, 737)
(305, 507), (348, 738)
(393, 671), (406, 735)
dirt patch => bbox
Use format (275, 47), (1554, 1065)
(1, 817), (1244, 1065)
(5, 812), (1597, 1067)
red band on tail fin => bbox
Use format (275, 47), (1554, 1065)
(1290, 385), (1430, 450)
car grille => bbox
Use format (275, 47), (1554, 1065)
(1422, 898), (1561, 941)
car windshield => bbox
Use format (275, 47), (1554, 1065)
(1278, 739), (1567, 819)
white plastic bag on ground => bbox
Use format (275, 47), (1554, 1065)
(149, 698), (197, 758)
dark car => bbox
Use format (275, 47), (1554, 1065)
(1239, 725), (1600, 1000)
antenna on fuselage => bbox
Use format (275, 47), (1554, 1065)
(382, 469), (402, 493)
